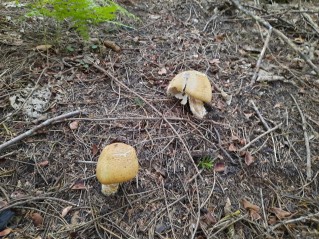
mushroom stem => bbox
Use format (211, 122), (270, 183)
(101, 183), (119, 196)
(189, 96), (207, 119)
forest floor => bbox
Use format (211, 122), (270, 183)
(0, 0), (319, 238)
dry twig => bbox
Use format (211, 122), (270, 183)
(0, 196), (77, 213)
(0, 110), (82, 152)
(270, 212), (319, 231)
(250, 100), (278, 162)
(290, 94), (312, 180)
(251, 27), (273, 85)
(230, 0), (319, 76)
(239, 123), (282, 152)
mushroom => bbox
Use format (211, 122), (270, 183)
(167, 70), (212, 119)
(96, 143), (139, 196)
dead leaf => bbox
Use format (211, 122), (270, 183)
(203, 210), (217, 225)
(209, 59), (220, 65)
(35, 44), (52, 51)
(214, 162), (226, 172)
(152, 164), (166, 178)
(69, 121), (79, 130)
(158, 67), (167, 75)
(37, 160), (49, 167)
(265, 54), (275, 60)
(31, 212), (43, 227)
(241, 198), (260, 212)
(241, 198), (261, 221)
(71, 181), (86, 190)
(91, 144), (99, 156)
(269, 207), (292, 220)
(273, 102), (283, 109)
(61, 206), (73, 218)
(214, 33), (225, 42)
(0, 228), (12, 237)
(0, 200), (7, 208)
(231, 135), (239, 141)
(244, 112), (253, 119)
(103, 40), (121, 52)
(250, 209), (261, 220)
(244, 152), (255, 166)
(228, 143), (237, 152)
(216, 100), (225, 110)
(239, 138), (246, 145)
(238, 48), (247, 56)
(71, 211), (81, 225)
(298, 88), (306, 94)
(268, 215), (277, 225)
(293, 37), (304, 44)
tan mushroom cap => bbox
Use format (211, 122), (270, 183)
(96, 143), (139, 195)
(167, 70), (213, 118)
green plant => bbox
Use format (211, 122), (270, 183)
(134, 98), (144, 108)
(66, 45), (75, 52)
(198, 156), (214, 170)
(27, 0), (134, 39)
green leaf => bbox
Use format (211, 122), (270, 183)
(91, 44), (98, 49)
(66, 45), (74, 52)
(134, 98), (144, 107)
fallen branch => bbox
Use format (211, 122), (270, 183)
(0, 196), (77, 213)
(290, 94), (312, 180)
(269, 211), (319, 231)
(0, 110), (82, 152)
(251, 27), (273, 85)
(230, 0), (319, 76)
(250, 100), (270, 130)
(239, 123), (282, 152)
(250, 100), (278, 162)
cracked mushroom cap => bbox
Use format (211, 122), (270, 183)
(96, 143), (139, 195)
(167, 70), (212, 118)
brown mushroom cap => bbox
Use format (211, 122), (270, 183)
(167, 70), (212, 103)
(167, 70), (213, 118)
(96, 143), (139, 186)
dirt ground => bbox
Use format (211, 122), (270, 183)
(0, 0), (319, 238)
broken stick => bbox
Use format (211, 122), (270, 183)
(290, 94), (312, 180)
(239, 123), (282, 152)
(0, 110), (82, 152)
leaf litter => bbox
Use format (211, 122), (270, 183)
(0, 0), (319, 238)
